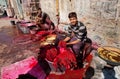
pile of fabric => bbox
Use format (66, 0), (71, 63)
(53, 41), (77, 70)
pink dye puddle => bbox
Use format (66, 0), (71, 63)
(1, 56), (46, 79)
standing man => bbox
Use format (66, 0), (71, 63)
(64, 12), (87, 68)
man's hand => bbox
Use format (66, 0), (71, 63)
(66, 39), (81, 45)
(63, 37), (70, 42)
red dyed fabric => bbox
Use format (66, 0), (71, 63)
(39, 45), (58, 62)
(35, 31), (50, 40)
(46, 47), (58, 62)
(58, 41), (66, 48)
(34, 31), (55, 41)
(53, 41), (77, 70)
(36, 31), (49, 35)
(36, 30), (54, 36)
(47, 54), (93, 79)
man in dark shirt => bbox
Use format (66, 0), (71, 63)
(36, 8), (55, 30)
(37, 8), (48, 21)
(64, 12), (87, 68)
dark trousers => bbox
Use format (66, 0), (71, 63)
(102, 66), (117, 79)
(69, 37), (84, 68)
(69, 37), (83, 56)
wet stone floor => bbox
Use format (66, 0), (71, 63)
(0, 25), (40, 75)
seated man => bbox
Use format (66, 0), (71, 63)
(36, 8), (55, 31)
(63, 12), (87, 68)
(41, 14), (55, 30)
(36, 8), (48, 22)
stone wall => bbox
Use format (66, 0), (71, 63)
(58, 0), (120, 21)
(40, 0), (120, 23)
(40, 0), (58, 25)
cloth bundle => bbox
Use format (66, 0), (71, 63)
(53, 41), (77, 70)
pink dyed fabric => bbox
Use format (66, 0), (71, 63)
(20, 22), (36, 27)
(1, 56), (46, 79)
